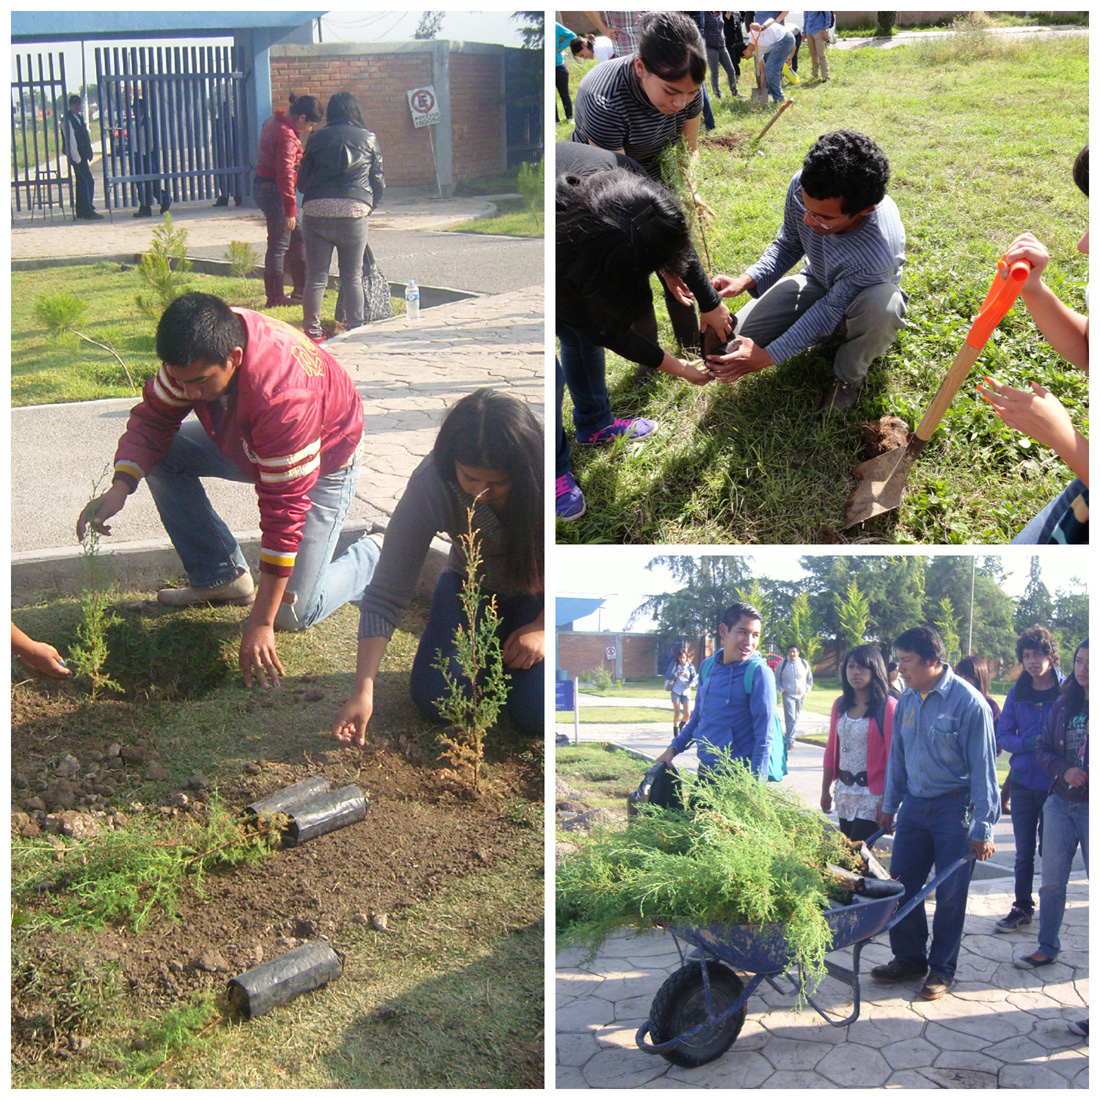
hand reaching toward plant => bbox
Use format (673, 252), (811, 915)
(76, 481), (129, 540)
(332, 686), (374, 747)
(11, 623), (71, 680)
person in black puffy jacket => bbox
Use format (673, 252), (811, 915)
(297, 93), (386, 340)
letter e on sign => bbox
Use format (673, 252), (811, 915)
(407, 86), (442, 129)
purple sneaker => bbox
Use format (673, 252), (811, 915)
(574, 416), (658, 446)
(555, 473), (586, 521)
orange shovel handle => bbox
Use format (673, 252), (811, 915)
(965, 258), (1030, 349)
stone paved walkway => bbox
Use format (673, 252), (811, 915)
(557, 880), (1088, 1089)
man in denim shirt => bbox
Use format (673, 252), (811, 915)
(871, 626), (999, 1000)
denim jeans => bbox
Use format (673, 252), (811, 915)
(762, 30), (795, 102)
(145, 419), (378, 631)
(701, 83), (715, 130)
(734, 273), (908, 385)
(781, 693), (803, 748)
(556, 321), (611, 477)
(303, 213), (372, 338)
(1008, 782), (1047, 912)
(1036, 794), (1088, 958)
(253, 176), (304, 293)
(887, 790), (976, 981)
(409, 571), (544, 737)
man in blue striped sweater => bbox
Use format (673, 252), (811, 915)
(707, 129), (907, 414)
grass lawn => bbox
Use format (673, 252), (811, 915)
(556, 31), (1088, 544)
(556, 743), (648, 815)
(555, 706), (667, 724)
(446, 197), (543, 238)
(11, 264), (401, 407)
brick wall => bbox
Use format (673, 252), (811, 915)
(270, 42), (509, 189)
(557, 632), (659, 680)
(450, 52), (503, 181)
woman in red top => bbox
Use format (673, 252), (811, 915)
(822, 644), (896, 842)
(253, 94), (324, 308)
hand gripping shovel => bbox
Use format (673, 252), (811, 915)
(843, 258), (1030, 528)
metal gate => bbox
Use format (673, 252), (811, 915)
(503, 48), (543, 168)
(11, 50), (71, 216)
(96, 45), (251, 213)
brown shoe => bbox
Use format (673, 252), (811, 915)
(822, 376), (864, 415)
(157, 571), (255, 608)
(920, 974), (956, 1000)
(870, 958), (927, 983)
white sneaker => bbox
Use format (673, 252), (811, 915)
(157, 570), (255, 607)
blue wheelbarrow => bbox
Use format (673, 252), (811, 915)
(635, 832), (976, 1067)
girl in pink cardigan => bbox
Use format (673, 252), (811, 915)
(822, 644), (896, 842)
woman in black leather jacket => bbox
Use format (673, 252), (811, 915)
(297, 92), (386, 340)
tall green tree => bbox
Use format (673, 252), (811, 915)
(856, 556), (926, 652)
(835, 580), (870, 650)
(414, 11), (445, 39)
(935, 595), (962, 666)
(925, 557), (1015, 668)
(735, 578), (778, 650)
(787, 592), (823, 666)
(511, 10), (544, 47)
(1051, 579), (1088, 659)
(1014, 556), (1055, 633)
(632, 555), (754, 659)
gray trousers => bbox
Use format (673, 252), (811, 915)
(735, 274), (908, 384)
(781, 693), (803, 748)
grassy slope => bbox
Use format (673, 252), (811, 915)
(557, 35), (1088, 544)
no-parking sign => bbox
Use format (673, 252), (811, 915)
(407, 85), (441, 128)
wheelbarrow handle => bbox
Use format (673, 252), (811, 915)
(883, 852), (977, 933)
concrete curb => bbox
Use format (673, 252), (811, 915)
(11, 519), (451, 607)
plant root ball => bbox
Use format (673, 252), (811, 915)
(852, 416), (910, 458)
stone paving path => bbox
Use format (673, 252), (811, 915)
(557, 880), (1089, 1089)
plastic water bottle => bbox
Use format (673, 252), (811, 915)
(405, 278), (420, 322)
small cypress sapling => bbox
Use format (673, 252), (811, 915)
(432, 500), (511, 791)
(136, 213), (192, 318)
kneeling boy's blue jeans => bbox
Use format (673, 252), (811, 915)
(145, 418), (378, 631)
(887, 790), (976, 981)
(409, 571), (544, 737)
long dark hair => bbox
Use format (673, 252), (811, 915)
(840, 644), (890, 716)
(636, 11), (707, 84)
(432, 389), (543, 594)
(325, 91), (365, 129)
(557, 167), (692, 329)
(955, 655), (992, 698)
(1062, 637), (1089, 716)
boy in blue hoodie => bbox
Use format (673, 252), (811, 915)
(994, 624), (1066, 933)
(655, 602), (777, 778)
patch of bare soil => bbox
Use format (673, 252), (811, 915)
(700, 132), (750, 152)
(11, 683), (540, 1066)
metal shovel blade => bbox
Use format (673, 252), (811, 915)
(751, 86), (769, 104)
(843, 441), (920, 527)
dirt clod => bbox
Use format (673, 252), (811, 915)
(120, 744), (150, 764)
(192, 948), (230, 974)
(852, 416), (910, 458)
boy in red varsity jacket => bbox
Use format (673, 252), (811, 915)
(76, 293), (379, 688)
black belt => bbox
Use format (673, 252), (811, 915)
(837, 768), (869, 788)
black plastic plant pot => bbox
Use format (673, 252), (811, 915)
(227, 940), (343, 1020)
(284, 785), (368, 846)
(247, 775), (332, 817)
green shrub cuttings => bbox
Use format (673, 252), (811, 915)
(33, 291), (138, 392)
(557, 757), (864, 986)
(433, 501), (511, 792)
(12, 799), (285, 933)
(136, 213), (192, 319)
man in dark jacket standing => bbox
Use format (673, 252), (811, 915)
(63, 95), (102, 220)
(994, 624), (1065, 932)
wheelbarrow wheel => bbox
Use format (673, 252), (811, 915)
(649, 962), (746, 1067)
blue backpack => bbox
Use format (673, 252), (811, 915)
(744, 656), (787, 782)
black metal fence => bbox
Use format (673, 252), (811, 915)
(95, 44), (251, 213)
(11, 51), (71, 215)
(504, 48), (543, 169)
